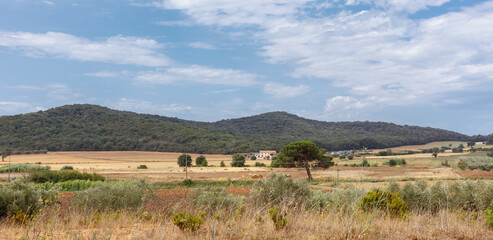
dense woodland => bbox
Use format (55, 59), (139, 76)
(0, 104), (487, 154)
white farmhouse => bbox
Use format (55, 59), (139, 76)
(255, 150), (277, 159)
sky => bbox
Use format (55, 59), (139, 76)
(0, 0), (492, 135)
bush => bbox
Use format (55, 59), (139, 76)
(0, 182), (58, 219)
(195, 155), (208, 166)
(486, 205), (493, 229)
(250, 172), (311, 207)
(388, 159), (397, 166)
(360, 188), (408, 218)
(306, 186), (366, 213)
(0, 164), (50, 173)
(171, 212), (204, 232)
(384, 159), (406, 167)
(188, 188), (245, 214)
(37, 179), (107, 191)
(137, 165), (148, 169)
(459, 156), (493, 171)
(60, 165), (74, 171)
(250, 156), (257, 160)
(231, 153), (246, 167)
(177, 154), (192, 167)
(398, 180), (493, 213)
(268, 206), (288, 230)
(360, 159), (370, 167)
(26, 170), (105, 183)
(457, 160), (467, 170)
(220, 161), (226, 167)
(347, 155), (354, 160)
(71, 180), (153, 212)
(255, 162), (266, 167)
(441, 161), (450, 167)
(183, 179), (193, 186)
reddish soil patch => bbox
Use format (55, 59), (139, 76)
(58, 186), (253, 212)
(456, 170), (493, 178)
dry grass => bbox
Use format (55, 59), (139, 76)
(1, 205), (491, 240)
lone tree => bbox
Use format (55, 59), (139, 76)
(432, 147), (440, 158)
(279, 141), (324, 181)
(467, 142), (476, 147)
(178, 154), (192, 167)
(195, 155), (208, 166)
(231, 153), (246, 167)
(1, 148), (12, 162)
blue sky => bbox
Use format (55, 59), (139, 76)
(0, 0), (492, 135)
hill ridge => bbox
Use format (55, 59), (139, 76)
(0, 104), (474, 154)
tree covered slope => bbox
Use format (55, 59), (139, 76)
(0, 104), (472, 154)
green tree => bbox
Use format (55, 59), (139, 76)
(178, 154), (192, 167)
(231, 153), (245, 167)
(195, 155), (208, 166)
(279, 141), (323, 181)
(432, 147), (440, 158)
(487, 135), (493, 145)
(250, 155), (257, 160)
(467, 142), (475, 147)
(1, 148), (12, 162)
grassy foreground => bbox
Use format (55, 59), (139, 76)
(1, 207), (490, 239)
(1, 173), (493, 239)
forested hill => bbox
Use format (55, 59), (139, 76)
(0, 104), (474, 154)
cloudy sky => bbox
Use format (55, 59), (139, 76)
(1, 0), (492, 135)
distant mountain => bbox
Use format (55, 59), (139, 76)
(0, 104), (474, 154)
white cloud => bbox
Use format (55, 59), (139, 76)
(144, 1), (493, 112)
(114, 98), (192, 114)
(0, 31), (171, 67)
(189, 42), (217, 50)
(324, 96), (370, 112)
(155, 20), (195, 26)
(0, 102), (42, 115)
(135, 65), (259, 86)
(150, 0), (311, 26)
(346, 0), (450, 13)
(46, 84), (80, 101)
(43, 0), (54, 6)
(263, 82), (310, 98)
(85, 70), (131, 78)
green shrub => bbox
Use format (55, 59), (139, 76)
(0, 164), (50, 173)
(268, 206), (287, 230)
(183, 179), (193, 186)
(71, 180), (152, 212)
(306, 186), (365, 213)
(486, 205), (493, 229)
(441, 161), (450, 167)
(347, 155), (354, 160)
(250, 172), (311, 207)
(250, 156), (257, 160)
(188, 188), (245, 214)
(171, 212), (204, 232)
(457, 160), (467, 170)
(388, 159), (397, 166)
(60, 165), (74, 171)
(0, 182), (58, 219)
(37, 179), (107, 191)
(231, 153), (246, 167)
(360, 159), (370, 167)
(220, 161), (226, 167)
(195, 155), (208, 166)
(459, 156), (493, 171)
(26, 170), (105, 183)
(137, 165), (148, 169)
(255, 162), (266, 167)
(360, 188), (408, 218)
